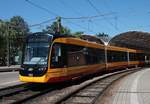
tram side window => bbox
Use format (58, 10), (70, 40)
(98, 49), (105, 63)
(51, 43), (105, 68)
(51, 43), (67, 68)
(85, 48), (105, 64)
(137, 53), (145, 61)
(65, 44), (105, 67)
(107, 51), (127, 62)
(67, 45), (86, 67)
(129, 53), (137, 61)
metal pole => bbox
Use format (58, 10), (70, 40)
(56, 16), (61, 34)
(127, 51), (129, 66)
(105, 46), (108, 69)
(6, 24), (10, 66)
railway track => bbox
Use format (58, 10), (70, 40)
(58, 72), (131, 104)
(0, 68), (141, 104)
(0, 82), (60, 104)
(0, 83), (28, 104)
(22, 67), (141, 104)
(56, 68), (140, 104)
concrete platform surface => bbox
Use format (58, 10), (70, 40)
(108, 68), (150, 104)
(0, 71), (23, 89)
(0, 65), (20, 72)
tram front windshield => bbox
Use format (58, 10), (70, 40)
(23, 42), (49, 65)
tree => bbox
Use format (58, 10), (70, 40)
(10, 16), (29, 48)
(43, 19), (84, 37)
(0, 16), (29, 65)
(96, 32), (109, 37)
(95, 32), (111, 44)
(0, 20), (8, 65)
(43, 21), (71, 35)
(9, 16), (29, 64)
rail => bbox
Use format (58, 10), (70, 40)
(22, 67), (141, 104)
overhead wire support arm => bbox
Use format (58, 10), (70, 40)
(28, 12), (115, 28)
(61, 12), (116, 20)
(29, 18), (56, 27)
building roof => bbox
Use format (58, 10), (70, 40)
(109, 31), (150, 52)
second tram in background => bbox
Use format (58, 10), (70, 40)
(19, 32), (150, 83)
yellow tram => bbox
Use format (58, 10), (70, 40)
(19, 32), (149, 83)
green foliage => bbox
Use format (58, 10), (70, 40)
(96, 32), (109, 37)
(43, 20), (84, 37)
(0, 16), (29, 65)
(0, 21), (7, 50)
(95, 32), (111, 43)
(43, 21), (71, 35)
(10, 16), (29, 49)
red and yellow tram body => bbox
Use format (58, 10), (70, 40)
(19, 33), (148, 83)
(106, 46), (129, 71)
(20, 37), (106, 83)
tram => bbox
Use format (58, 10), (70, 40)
(19, 32), (149, 83)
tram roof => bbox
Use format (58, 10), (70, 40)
(80, 35), (104, 45)
(27, 32), (104, 44)
(109, 31), (150, 53)
(54, 37), (105, 49)
(27, 32), (67, 38)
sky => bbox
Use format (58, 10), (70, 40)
(0, 0), (150, 37)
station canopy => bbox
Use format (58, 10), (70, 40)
(109, 31), (150, 52)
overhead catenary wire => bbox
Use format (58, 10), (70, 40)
(25, 0), (115, 33)
(29, 17), (94, 32)
(86, 0), (118, 31)
(63, 19), (94, 32)
(29, 18), (56, 27)
(57, 0), (94, 32)
(61, 12), (115, 20)
(58, 0), (82, 16)
(102, 0), (119, 30)
(130, 25), (150, 30)
(57, 0), (116, 33)
(29, 12), (114, 28)
(25, 0), (59, 16)
(101, 0), (150, 30)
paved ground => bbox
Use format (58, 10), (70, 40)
(0, 65), (20, 72)
(0, 71), (23, 89)
(106, 68), (150, 104)
(0, 65), (20, 69)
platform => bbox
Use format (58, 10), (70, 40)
(0, 71), (23, 89)
(0, 65), (20, 72)
(105, 68), (150, 104)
